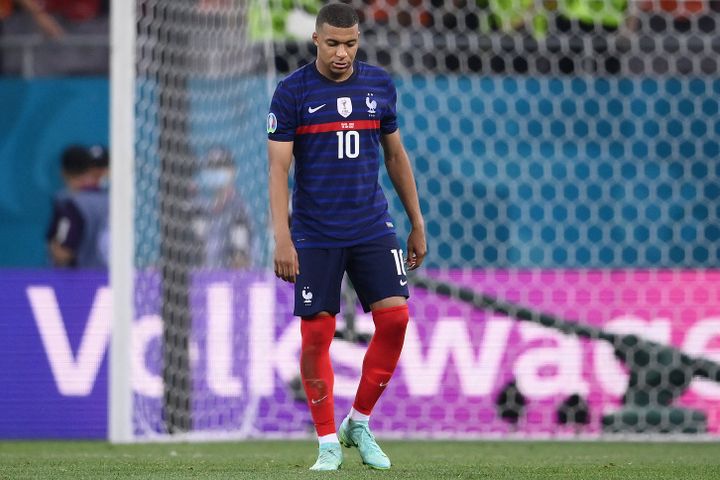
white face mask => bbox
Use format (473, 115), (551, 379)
(198, 169), (233, 190)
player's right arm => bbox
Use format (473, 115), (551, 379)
(268, 139), (298, 283)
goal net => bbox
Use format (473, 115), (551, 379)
(112, 0), (720, 441)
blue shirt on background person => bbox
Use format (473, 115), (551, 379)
(46, 144), (109, 268)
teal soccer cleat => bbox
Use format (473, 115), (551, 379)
(338, 417), (391, 470)
(309, 443), (343, 471)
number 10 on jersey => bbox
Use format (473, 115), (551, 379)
(336, 130), (359, 159)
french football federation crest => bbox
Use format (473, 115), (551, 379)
(366, 94), (377, 114)
(302, 286), (313, 306)
(337, 97), (352, 118)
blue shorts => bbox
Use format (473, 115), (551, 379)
(294, 234), (410, 317)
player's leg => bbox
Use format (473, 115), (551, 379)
(337, 302), (406, 470)
(339, 234), (410, 469)
(295, 247), (346, 470)
(347, 234), (410, 416)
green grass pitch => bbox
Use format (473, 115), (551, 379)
(1, 440), (720, 479)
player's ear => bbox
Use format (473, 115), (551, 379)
(312, 31), (318, 46)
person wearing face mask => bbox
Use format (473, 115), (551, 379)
(87, 144), (110, 190)
(85, 145), (110, 264)
(46, 144), (109, 268)
(191, 146), (253, 269)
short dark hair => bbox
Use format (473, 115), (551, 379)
(316, 2), (358, 30)
(61, 145), (92, 175)
(61, 144), (109, 176)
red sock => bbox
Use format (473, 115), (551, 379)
(353, 304), (409, 415)
(300, 314), (336, 436)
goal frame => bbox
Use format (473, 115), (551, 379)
(108, 0), (136, 444)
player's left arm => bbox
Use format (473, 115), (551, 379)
(382, 129), (426, 270)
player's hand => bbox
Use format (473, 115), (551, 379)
(405, 227), (427, 270)
(274, 236), (299, 283)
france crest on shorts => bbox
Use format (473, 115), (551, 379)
(267, 112), (277, 133)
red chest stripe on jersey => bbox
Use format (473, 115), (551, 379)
(296, 120), (380, 135)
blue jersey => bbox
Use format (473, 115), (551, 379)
(268, 61), (398, 248)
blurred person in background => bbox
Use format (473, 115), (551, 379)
(191, 146), (253, 269)
(0, 0), (109, 75)
(46, 144), (109, 268)
(0, 0), (64, 38)
(88, 144), (110, 263)
(0, 0), (106, 24)
(87, 143), (109, 189)
(248, 0), (320, 41)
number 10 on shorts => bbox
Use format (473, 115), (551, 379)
(390, 248), (407, 276)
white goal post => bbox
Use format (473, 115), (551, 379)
(109, 0), (136, 444)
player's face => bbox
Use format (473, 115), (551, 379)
(313, 23), (359, 81)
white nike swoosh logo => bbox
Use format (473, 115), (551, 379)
(399, 279), (408, 286)
(308, 104), (326, 113)
(379, 381), (389, 387)
(311, 395), (328, 405)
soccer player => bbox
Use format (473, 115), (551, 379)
(267, 2), (426, 471)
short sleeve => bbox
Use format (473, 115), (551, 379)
(267, 80), (297, 142)
(53, 199), (85, 250)
(380, 75), (398, 135)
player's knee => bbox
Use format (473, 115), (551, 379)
(372, 304), (409, 336)
(301, 314), (335, 352)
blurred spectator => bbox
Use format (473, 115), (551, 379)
(360, 0), (432, 28)
(46, 144), (109, 268)
(191, 146), (253, 269)
(41, 0), (105, 22)
(197, 0), (233, 11)
(637, 0), (712, 34)
(87, 144), (110, 263)
(248, 0), (320, 41)
(1, 0), (109, 76)
(1, 0), (105, 23)
(556, 0), (628, 32)
(0, 0), (64, 37)
(638, 0), (707, 20)
(86, 144), (109, 189)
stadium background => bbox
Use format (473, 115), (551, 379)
(1, 0), (720, 442)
